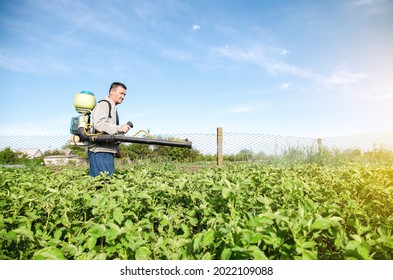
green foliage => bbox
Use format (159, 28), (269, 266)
(62, 145), (88, 158)
(154, 145), (200, 162)
(0, 147), (43, 167)
(124, 143), (153, 160)
(224, 149), (255, 162)
(121, 141), (200, 162)
(0, 147), (18, 164)
(1, 163), (392, 260)
(236, 146), (393, 167)
(44, 149), (66, 156)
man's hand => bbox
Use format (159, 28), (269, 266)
(118, 124), (131, 134)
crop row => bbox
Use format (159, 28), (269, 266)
(1, 163), (392, 259)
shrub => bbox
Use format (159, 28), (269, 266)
(0, 147), (18, 164)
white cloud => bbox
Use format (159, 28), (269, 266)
(321, 69), (367, 87)
(212, 45), (371, 93)
(280, 49), (290, 56)
(214, 45), (311, 78)
(272, 47), (290, 56)
(280, 83), (291, 89)
(349, 0), (392, 17)
(192, 24), (201, 31)
(0, 50), (40, 74)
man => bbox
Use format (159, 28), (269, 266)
(88, 82), (131, 177)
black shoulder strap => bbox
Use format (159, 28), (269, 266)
(98, 99), (112, 118)
(98, 99), (119, 125)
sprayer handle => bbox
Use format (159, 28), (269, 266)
(126, 121), (134, 128)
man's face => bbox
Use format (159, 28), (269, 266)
(110, 86), (127, 105)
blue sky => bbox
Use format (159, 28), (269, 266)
(0, 0), (392, 138)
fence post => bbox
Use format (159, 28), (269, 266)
(217, 127), (223, 167)
(317, 138), (323, 154)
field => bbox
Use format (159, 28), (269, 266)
(1, 161), (393, 260)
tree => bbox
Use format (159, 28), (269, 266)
(236, 149), (254, 161)
(125, 143), (154, 161)
(154, 145), (200, 162)
(0, 147), (18, 164)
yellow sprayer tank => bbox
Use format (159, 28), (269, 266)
(74, 91), (96, 114)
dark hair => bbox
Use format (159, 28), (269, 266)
(109, 82), (127, 94)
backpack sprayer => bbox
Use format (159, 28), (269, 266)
(69, 91), (192, 148)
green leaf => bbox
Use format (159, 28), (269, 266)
(61, 212), (71, 228)
(201, 229), (215, 247)
(85, 237), (97, 250)
(344, 240), (371, 260)
(88, 224), (106, 238)
(138, 192), (152, 201)
(13, 228), (34, 241)
(302, 250), (318, 260)
(61, 243), (78, 256)
(202, 252), (212, 260)
(106, 222), (124, 242)
(135, 246), (151, 260)
(357, 242), (370, 260)
(93, 253), (107, 260)
(33, 247), (66, 260)
(248, 245), (268, 260)
(187, 216), (198, 226)
(192, 233), (203, 251)
(220, 248), (232, 260)
(191, 191), (204, 202)
(113, 207), (124, 225)
(161, 215), (169, 227)
(223, 178), (232, 188)
(257, 196), (273, 205)
(253, 216), (274, 226)
(54, 229), (63, 240)
(250, 233), (263, 244)
(241, 230), (253, 244)
(222, 187), (231, 199)
(5, 231), (17, 241)
(301, 241), (317, 249)
(311, 218), (331, 230)
(106, 227), (119, 242)
(181, 224), (190, 237)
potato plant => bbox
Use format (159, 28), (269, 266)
(0, 163), (392, 260)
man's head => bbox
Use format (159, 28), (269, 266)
(109, 82), (127, 105)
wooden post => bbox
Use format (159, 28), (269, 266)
(317, 138), (323, 154)
(217, 127), (223, 167)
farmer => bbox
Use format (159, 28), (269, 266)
(88, 82), (132, 177)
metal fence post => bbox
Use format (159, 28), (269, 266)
(217, 127), (223, 167)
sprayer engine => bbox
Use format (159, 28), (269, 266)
(69, 91), (192, 149)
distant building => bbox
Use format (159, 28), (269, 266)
(13, 149), (43, 159)
(43, 155), (87, 166)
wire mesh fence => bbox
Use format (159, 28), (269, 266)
(0, 130), (392, 156)
(139, 131), (393, 155)
(322, 131), (393, 152)
(0, 135), (71, 152)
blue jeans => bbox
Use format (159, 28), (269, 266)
(88, 151), (115, 177)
